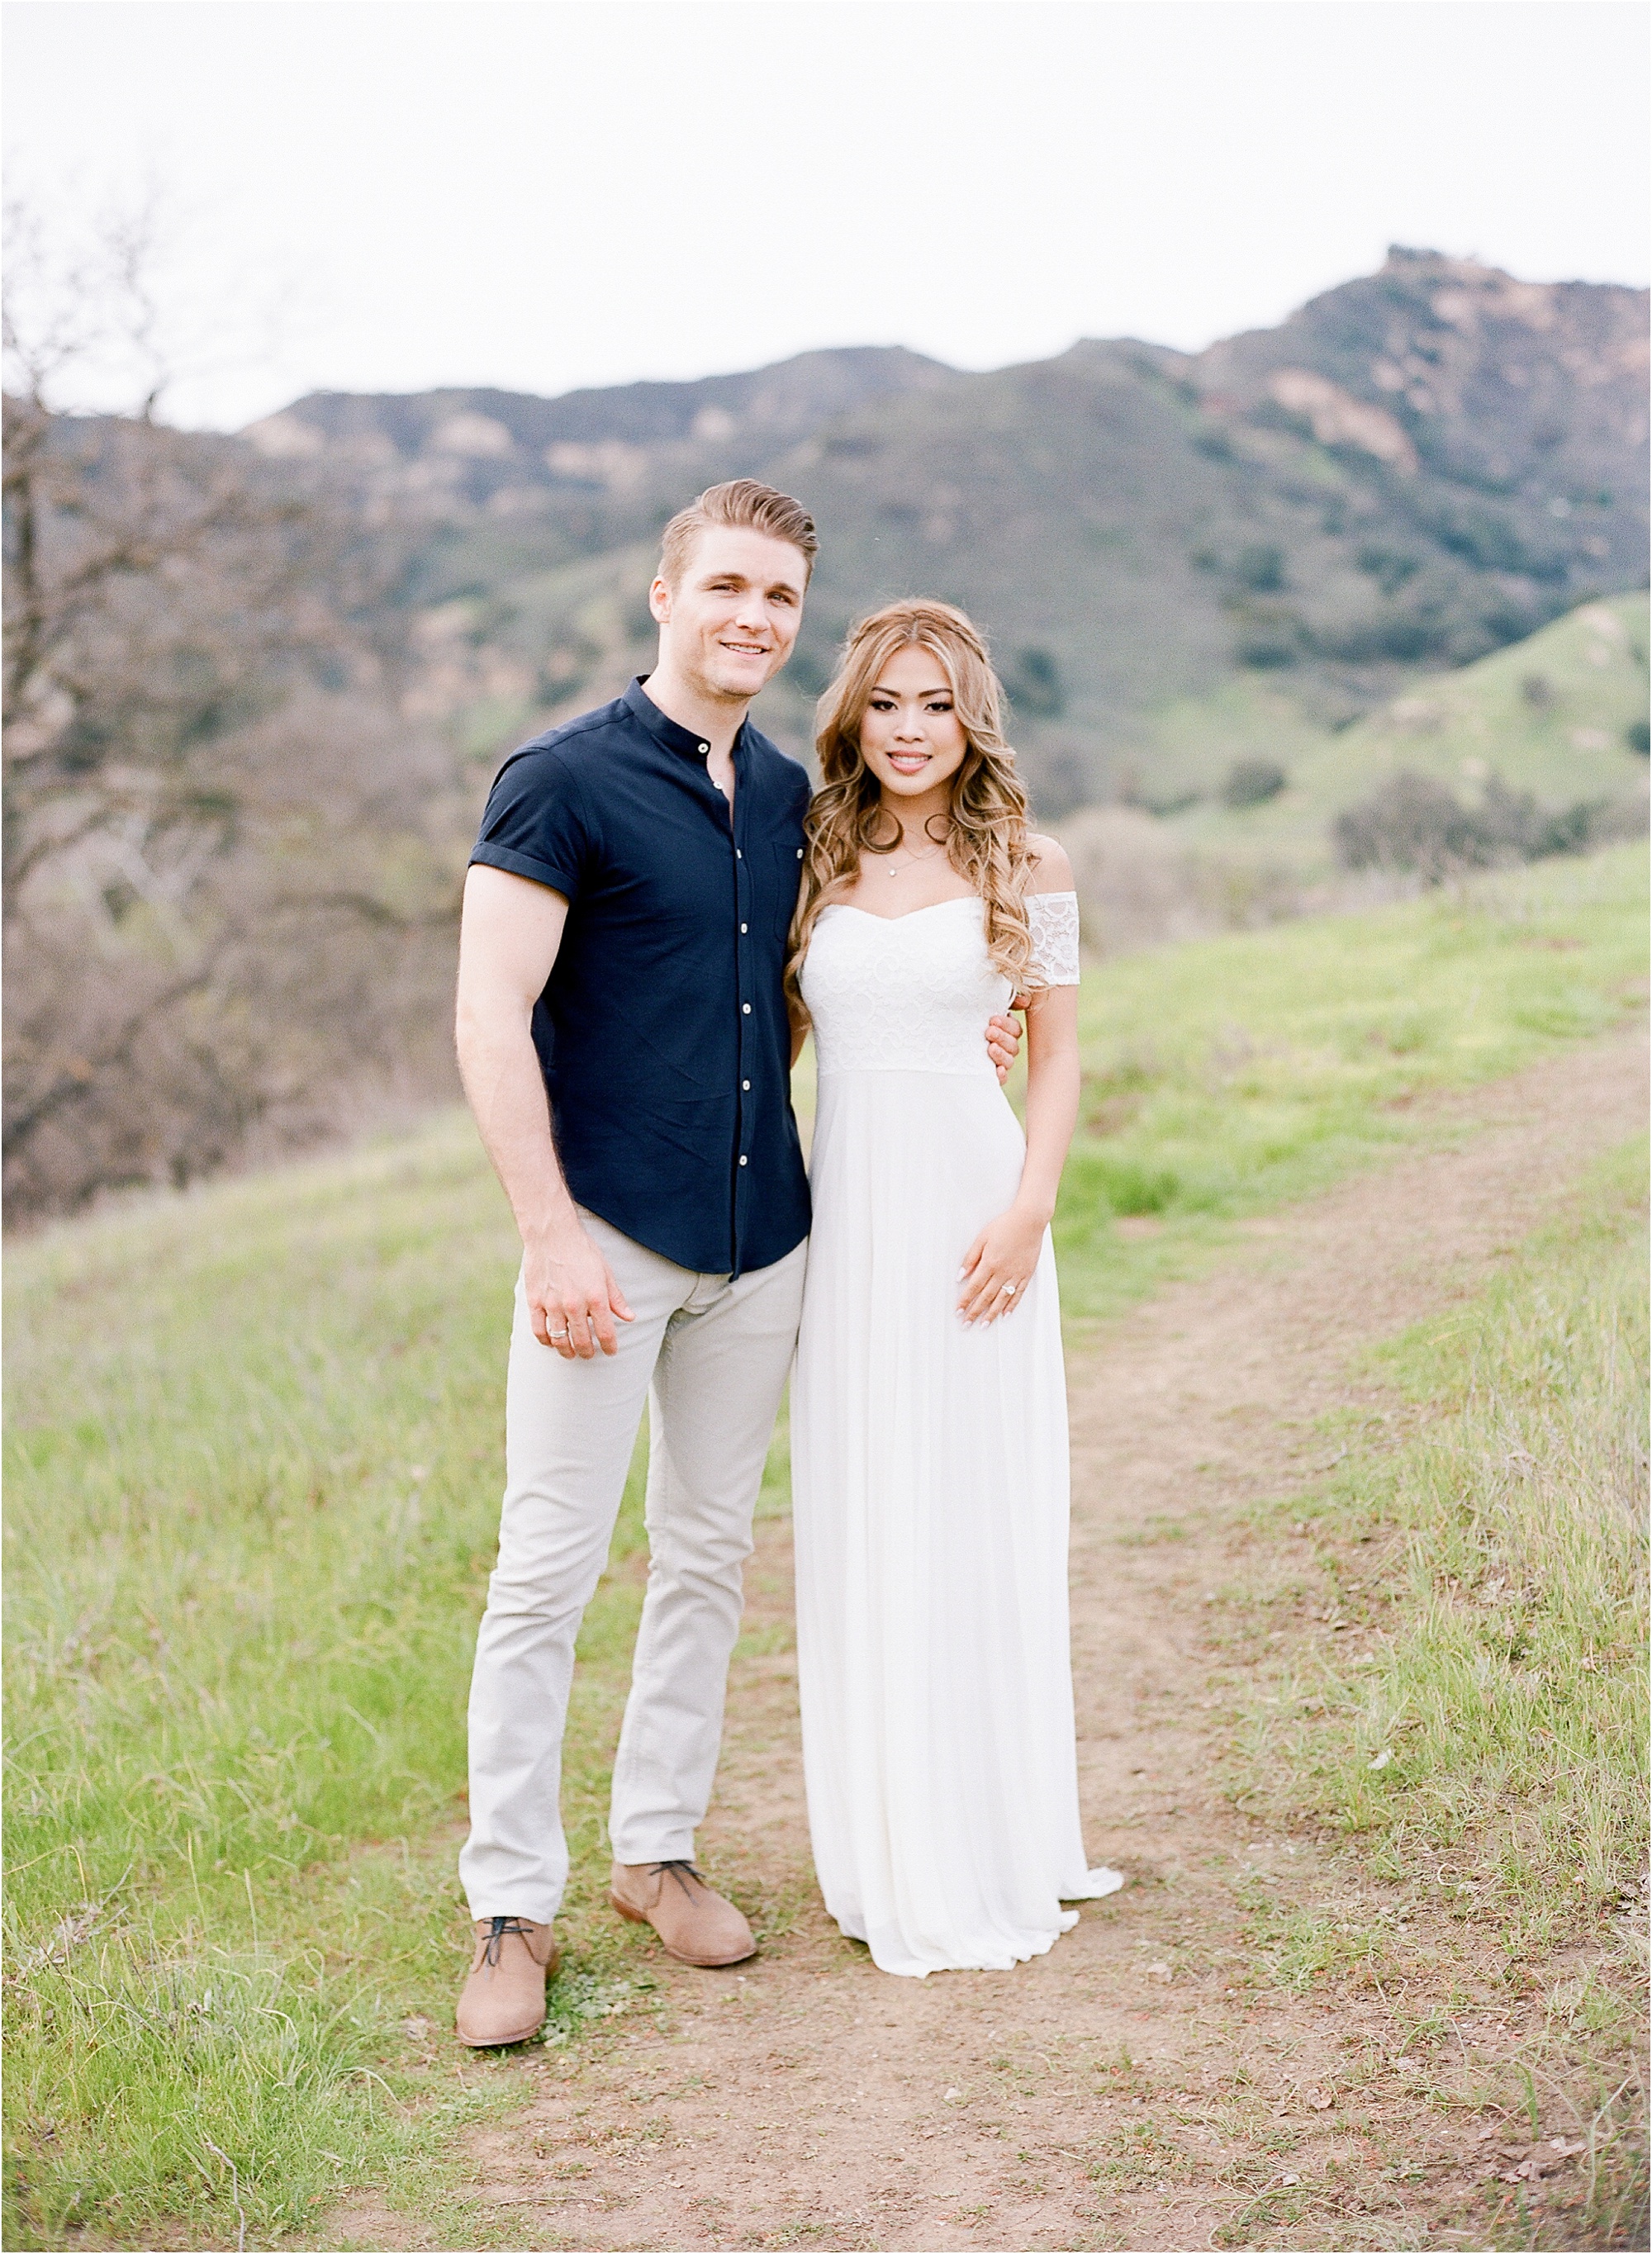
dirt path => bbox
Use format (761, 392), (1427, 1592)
(346, 1027), (1646, 2253)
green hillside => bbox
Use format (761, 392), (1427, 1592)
(1162, 591), (1650, 869)
(252, 249), (1650, 814)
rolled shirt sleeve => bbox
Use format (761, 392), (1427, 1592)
(472, 745), (595, 901)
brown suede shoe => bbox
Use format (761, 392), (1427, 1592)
(455, 1915), (559, 2047)
(610, 1859), (757, 1967)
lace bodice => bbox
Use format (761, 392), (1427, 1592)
(802, 892), (1080, 1076)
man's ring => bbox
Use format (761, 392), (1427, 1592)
(548, 1326), (570, 1340)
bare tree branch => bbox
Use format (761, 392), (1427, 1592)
(2, 197), (468, 1219)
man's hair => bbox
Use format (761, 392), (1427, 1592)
(657, 479), (819, 588)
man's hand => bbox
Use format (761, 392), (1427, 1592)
(526, 1217), (635, 1359)
(986, 1005), (1026, 1083)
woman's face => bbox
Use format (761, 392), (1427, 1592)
(857, 643), (969, 809)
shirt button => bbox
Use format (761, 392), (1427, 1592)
(742, 1080), (751, 1091)
(735, 848), (743, 859)
(742, 1003), (752, 1014)
(698, 743), (709, 754)
(738, 1155), (748, 1167)
(796, 847), (804, 858)
(739, 922), (748, 933)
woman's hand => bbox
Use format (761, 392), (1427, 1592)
(957, 1200), (1048, 1325)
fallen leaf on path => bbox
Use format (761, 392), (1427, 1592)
(1492, 2142), (1583, 2182)
(1306, 2086), (1335, 2110)
(1369, 1748), (1393, 1770)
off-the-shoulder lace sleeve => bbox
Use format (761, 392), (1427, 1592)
(1028, 890), (1081, 986)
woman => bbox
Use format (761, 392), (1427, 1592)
(788, 598), (1122, 1979)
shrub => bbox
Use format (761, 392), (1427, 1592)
(1332, 768), (1621, 880)
(1004, 644), (1065, 718)
(1221, 757), (1288, 809)
(1354, 543), (1421, 594)
(1231, 543), (1285, 594)
(786, 645), (831, 699)
(1235, 628), (1298, 670)
(1334, 772), (1485, 877)
(1317, 615), (1446, 662)
(1626, 719), (1650, 757)
(1061, 1146), (1181, 1217)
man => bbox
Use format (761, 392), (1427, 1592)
(452, 480), (1018, 2046)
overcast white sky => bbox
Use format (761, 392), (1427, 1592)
(4, 0), (1648, 430)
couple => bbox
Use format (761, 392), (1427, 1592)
(453, 479), (1119, 2044)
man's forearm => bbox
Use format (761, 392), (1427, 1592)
(458, 1006), (582, 1250)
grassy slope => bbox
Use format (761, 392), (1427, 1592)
(1054, 841), (1647, 1322)
(1238, 1136), (1647, 1916)
(4, 844), (1645, 2248)
(3, 1141), (757, 2248)
(1223, 1138), (1650, 2246)
(1152, 591), (1649, 866)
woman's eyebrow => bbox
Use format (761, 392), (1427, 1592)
(871, 681), (952, 698)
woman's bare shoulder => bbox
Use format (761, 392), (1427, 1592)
(1026, 833), (1075, 894)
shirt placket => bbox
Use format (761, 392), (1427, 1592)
(691, 729), (751, 1275)
(729, 751), (753, 1275)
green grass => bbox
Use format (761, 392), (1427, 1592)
(4, 843), (1645, 2247)
(1222, 1139), (1649, 2247)
(1051, 840), (1647, 1322)
(2, 1139), (797, 2249)
(5, 1137), (558, 2247)
(1237, 1136), (1648, 1923)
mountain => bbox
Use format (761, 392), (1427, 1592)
(247, 346), (953, 497)
(247, 251), (1649, 812)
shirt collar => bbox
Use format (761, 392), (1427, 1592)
(624, 676), (749, 768)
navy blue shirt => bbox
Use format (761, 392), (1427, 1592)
(470, 677), (812, 1276)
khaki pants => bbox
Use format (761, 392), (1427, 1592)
(459, 1212), (807, 1922)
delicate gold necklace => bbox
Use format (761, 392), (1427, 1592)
(885, 834), (947, 876)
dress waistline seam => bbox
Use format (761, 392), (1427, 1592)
(814, 1063), (1001, 1080)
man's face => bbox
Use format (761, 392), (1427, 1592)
(650, 526), (808, 703)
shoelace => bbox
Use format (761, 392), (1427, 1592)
(482, 1914), (536, 1967)
(647, 1858), (706, 1896)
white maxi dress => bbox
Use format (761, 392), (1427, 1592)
(792, 890), (1122, 1978)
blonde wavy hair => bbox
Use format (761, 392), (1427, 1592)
(786, 599), (1038, 1017)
